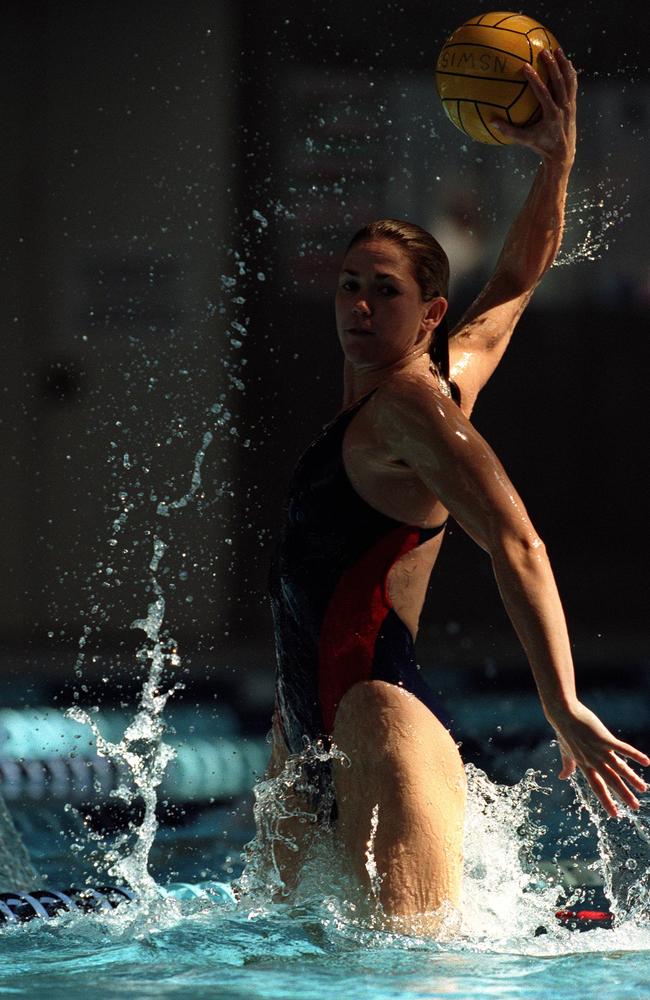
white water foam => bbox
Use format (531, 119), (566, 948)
(235, 755), (650, 953)
(364, 803), (382, 901)
(235, 738), (348, 907)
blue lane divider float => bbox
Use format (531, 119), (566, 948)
(0, 882), (236, 925)
(0, 882), (612, 932)
(0, 706), (239, 758)
(0, 708), (268, 804)
(0, 886), (135, 924)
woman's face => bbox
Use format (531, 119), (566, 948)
(335, 239), (446, 368)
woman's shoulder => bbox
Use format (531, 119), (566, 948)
(363, 370), (472, 458)
(372, 369), (455, 420)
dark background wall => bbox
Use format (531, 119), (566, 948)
(1, 1), (648, 715)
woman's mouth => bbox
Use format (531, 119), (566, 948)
(346, 326), (374, 336)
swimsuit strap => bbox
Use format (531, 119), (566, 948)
(338, 387), (448, 541)
(420, 518), (448, 541)
(334, 386), (379, 424)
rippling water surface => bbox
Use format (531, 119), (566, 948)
(2, 886), (650, 1000)
(3, 760), (650, 1000)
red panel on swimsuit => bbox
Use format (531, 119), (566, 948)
(318, 525), (421, 733)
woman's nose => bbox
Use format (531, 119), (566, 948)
(352, 300), (371, 316)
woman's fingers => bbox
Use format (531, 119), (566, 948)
(523, 57), (569, 116)
(539, 48), (568, 106)
(558, 757), (576, 780)
(556, 48), (578, 99)
(522, 63), (557, 117)
(585, 768), (619, 818)
(579, 753), (646, 816)
(611, 739), (650, 767)
(557, 739), (576, 779)
(552, 703), (648, 816)
(599, 762), (641, 811)
(491, 48), (577, 156)
(490, 119), (532, 145)
(522, 48), (577, 120)
(608, 751), (648, 792)
(559, 743), (648, 816)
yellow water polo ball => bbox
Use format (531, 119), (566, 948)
(435, 11), (560, 145)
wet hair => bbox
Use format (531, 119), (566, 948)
(344, 219), (460, 403)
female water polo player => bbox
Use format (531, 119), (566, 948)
(263, 49), (649, 924)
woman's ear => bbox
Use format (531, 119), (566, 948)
(419, 297), (448, 341)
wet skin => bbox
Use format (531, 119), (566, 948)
(263, 49), (648, 928)
(318, 239), (647, 925)
(335, 238), (648, 812)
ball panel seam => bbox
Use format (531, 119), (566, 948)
(436, 70), (529, 89)
(468, 22), (539, 38)
(455, 100), (469, 137)
(506, 82), (529, 110)
(476, 103), (507, 145)
(493, 14), (540, 29)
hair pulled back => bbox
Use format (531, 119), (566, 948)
(345, 219), (459, 403)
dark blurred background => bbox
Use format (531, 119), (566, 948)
(1, 0), (648, 735)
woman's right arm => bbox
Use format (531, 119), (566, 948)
(376, 379), (649, 815)
(448, 48), (577, 417)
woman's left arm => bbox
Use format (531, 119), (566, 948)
(375, 379), (649, 816)
(449, 48), (578, 414)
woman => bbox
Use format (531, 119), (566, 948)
(264, 50), (648, 925)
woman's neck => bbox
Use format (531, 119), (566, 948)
(341, 352), (434, 408)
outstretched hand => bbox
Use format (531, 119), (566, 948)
(549, 700), (649, 817)
(491, 48), (577, 165)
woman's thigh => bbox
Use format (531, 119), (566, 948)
(331, 679), (466, 916)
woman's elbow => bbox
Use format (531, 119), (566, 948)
(490, 529), (547, 568)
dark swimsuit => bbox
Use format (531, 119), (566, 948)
(269, 389), (448, 817)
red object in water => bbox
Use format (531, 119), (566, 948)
(555, 909), (614, 928)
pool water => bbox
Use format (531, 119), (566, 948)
(2, 900), (650, 1000)
(2, 444), (648, 996)
(2, 755), (650, 999)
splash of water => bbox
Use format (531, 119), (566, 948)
(459, 764), (557, 942)
(554, 181), (630, 266)
(237, 750), (650, 951)
(570, 771), (650, 925)
(156, 430), (213, 517)
(62, 397), (225, 905)
(317, 764), (552, 944)
(364, 803), (382, 901)
(68, 535), (179, 901)
(235, 738), (348, 906)
(236, 754), (550, 939)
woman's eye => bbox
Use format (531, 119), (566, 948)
(338, 281), (398, 295)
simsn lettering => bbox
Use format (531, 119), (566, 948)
(438, 49), (509, 74)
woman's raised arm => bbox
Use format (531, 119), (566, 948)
(375, 377), (649, 816)
(449, 48), (578, 415)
